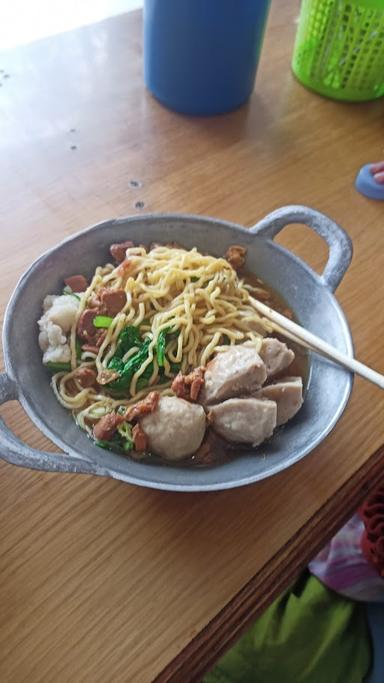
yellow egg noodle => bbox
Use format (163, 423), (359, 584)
(50, 245), (273, 436)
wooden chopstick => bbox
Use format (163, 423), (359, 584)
(249, 296), (384, 390)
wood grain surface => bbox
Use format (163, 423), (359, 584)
(1, 2), (384, 681)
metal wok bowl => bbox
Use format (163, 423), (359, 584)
(0, 206), (353, 491)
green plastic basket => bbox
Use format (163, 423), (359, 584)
(292, 0), (384, 101)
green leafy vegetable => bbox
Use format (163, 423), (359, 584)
(76, 338), (82, 360)
(136, 328), (172, 389)
(93, 315), (114, 329)
(105, 325), (181, 395)
(44, 361), (71, 372)
(95, 421), (133, 454)
(136, 361), (154, 390)
(95, 439), (115, 450)
(157, 368), (170, 385)
(107, 326), (143, 379)
(108, 356), (125, 374)
(108, 338), (151, 392)
(156, 328), (170, 368)
(191, 276), (199, 283)
(117, 422), (134, 451)
(114, 326), (142, 359)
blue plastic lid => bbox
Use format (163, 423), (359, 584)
(355, 164), (384, 201)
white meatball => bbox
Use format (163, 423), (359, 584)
(259, 338), (294, 378)
(201, 344), (267, 405)
(140, 396), (206, 460)
(209, 397), (277, 446)
(259, 377), (303, 426)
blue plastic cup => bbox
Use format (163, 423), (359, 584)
(144, 0), (271, 116)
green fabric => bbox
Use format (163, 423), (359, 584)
(204, 573), (371, 683)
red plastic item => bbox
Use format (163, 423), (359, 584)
(360, 486), (384, 577)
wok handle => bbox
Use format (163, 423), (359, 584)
(0, 372), (104, 476)
(249, 205), (353, 291)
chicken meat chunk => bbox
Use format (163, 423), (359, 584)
(259, 377), (303, 426)
(38, 294), (79, 365)
(40, 294), (79, 333)
(209, 397), (277, 446)
(202, 345), (267, 405)
(140, 396), (206, 460)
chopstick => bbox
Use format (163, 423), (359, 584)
(249, 296), (384, 390)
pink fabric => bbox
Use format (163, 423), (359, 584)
(309, 514), (384, 603)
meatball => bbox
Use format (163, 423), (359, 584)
(140, 396), (206, 460)
(259, 338), (294, 378)
(209, 397), (277, 446)
(259, 377), (303, 426)
(201, 345), (267, 405)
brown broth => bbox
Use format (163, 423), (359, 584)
(242, 270), (309, 386)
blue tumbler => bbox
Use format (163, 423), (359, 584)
(144, 0), (271, 115)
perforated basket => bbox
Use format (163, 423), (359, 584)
(292, 0), (384, 101)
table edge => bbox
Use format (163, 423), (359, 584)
(155, 443), (384, 682)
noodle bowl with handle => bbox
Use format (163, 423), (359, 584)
(0, 206), (353, 491)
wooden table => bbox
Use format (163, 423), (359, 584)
(1, 3), (384, 681)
